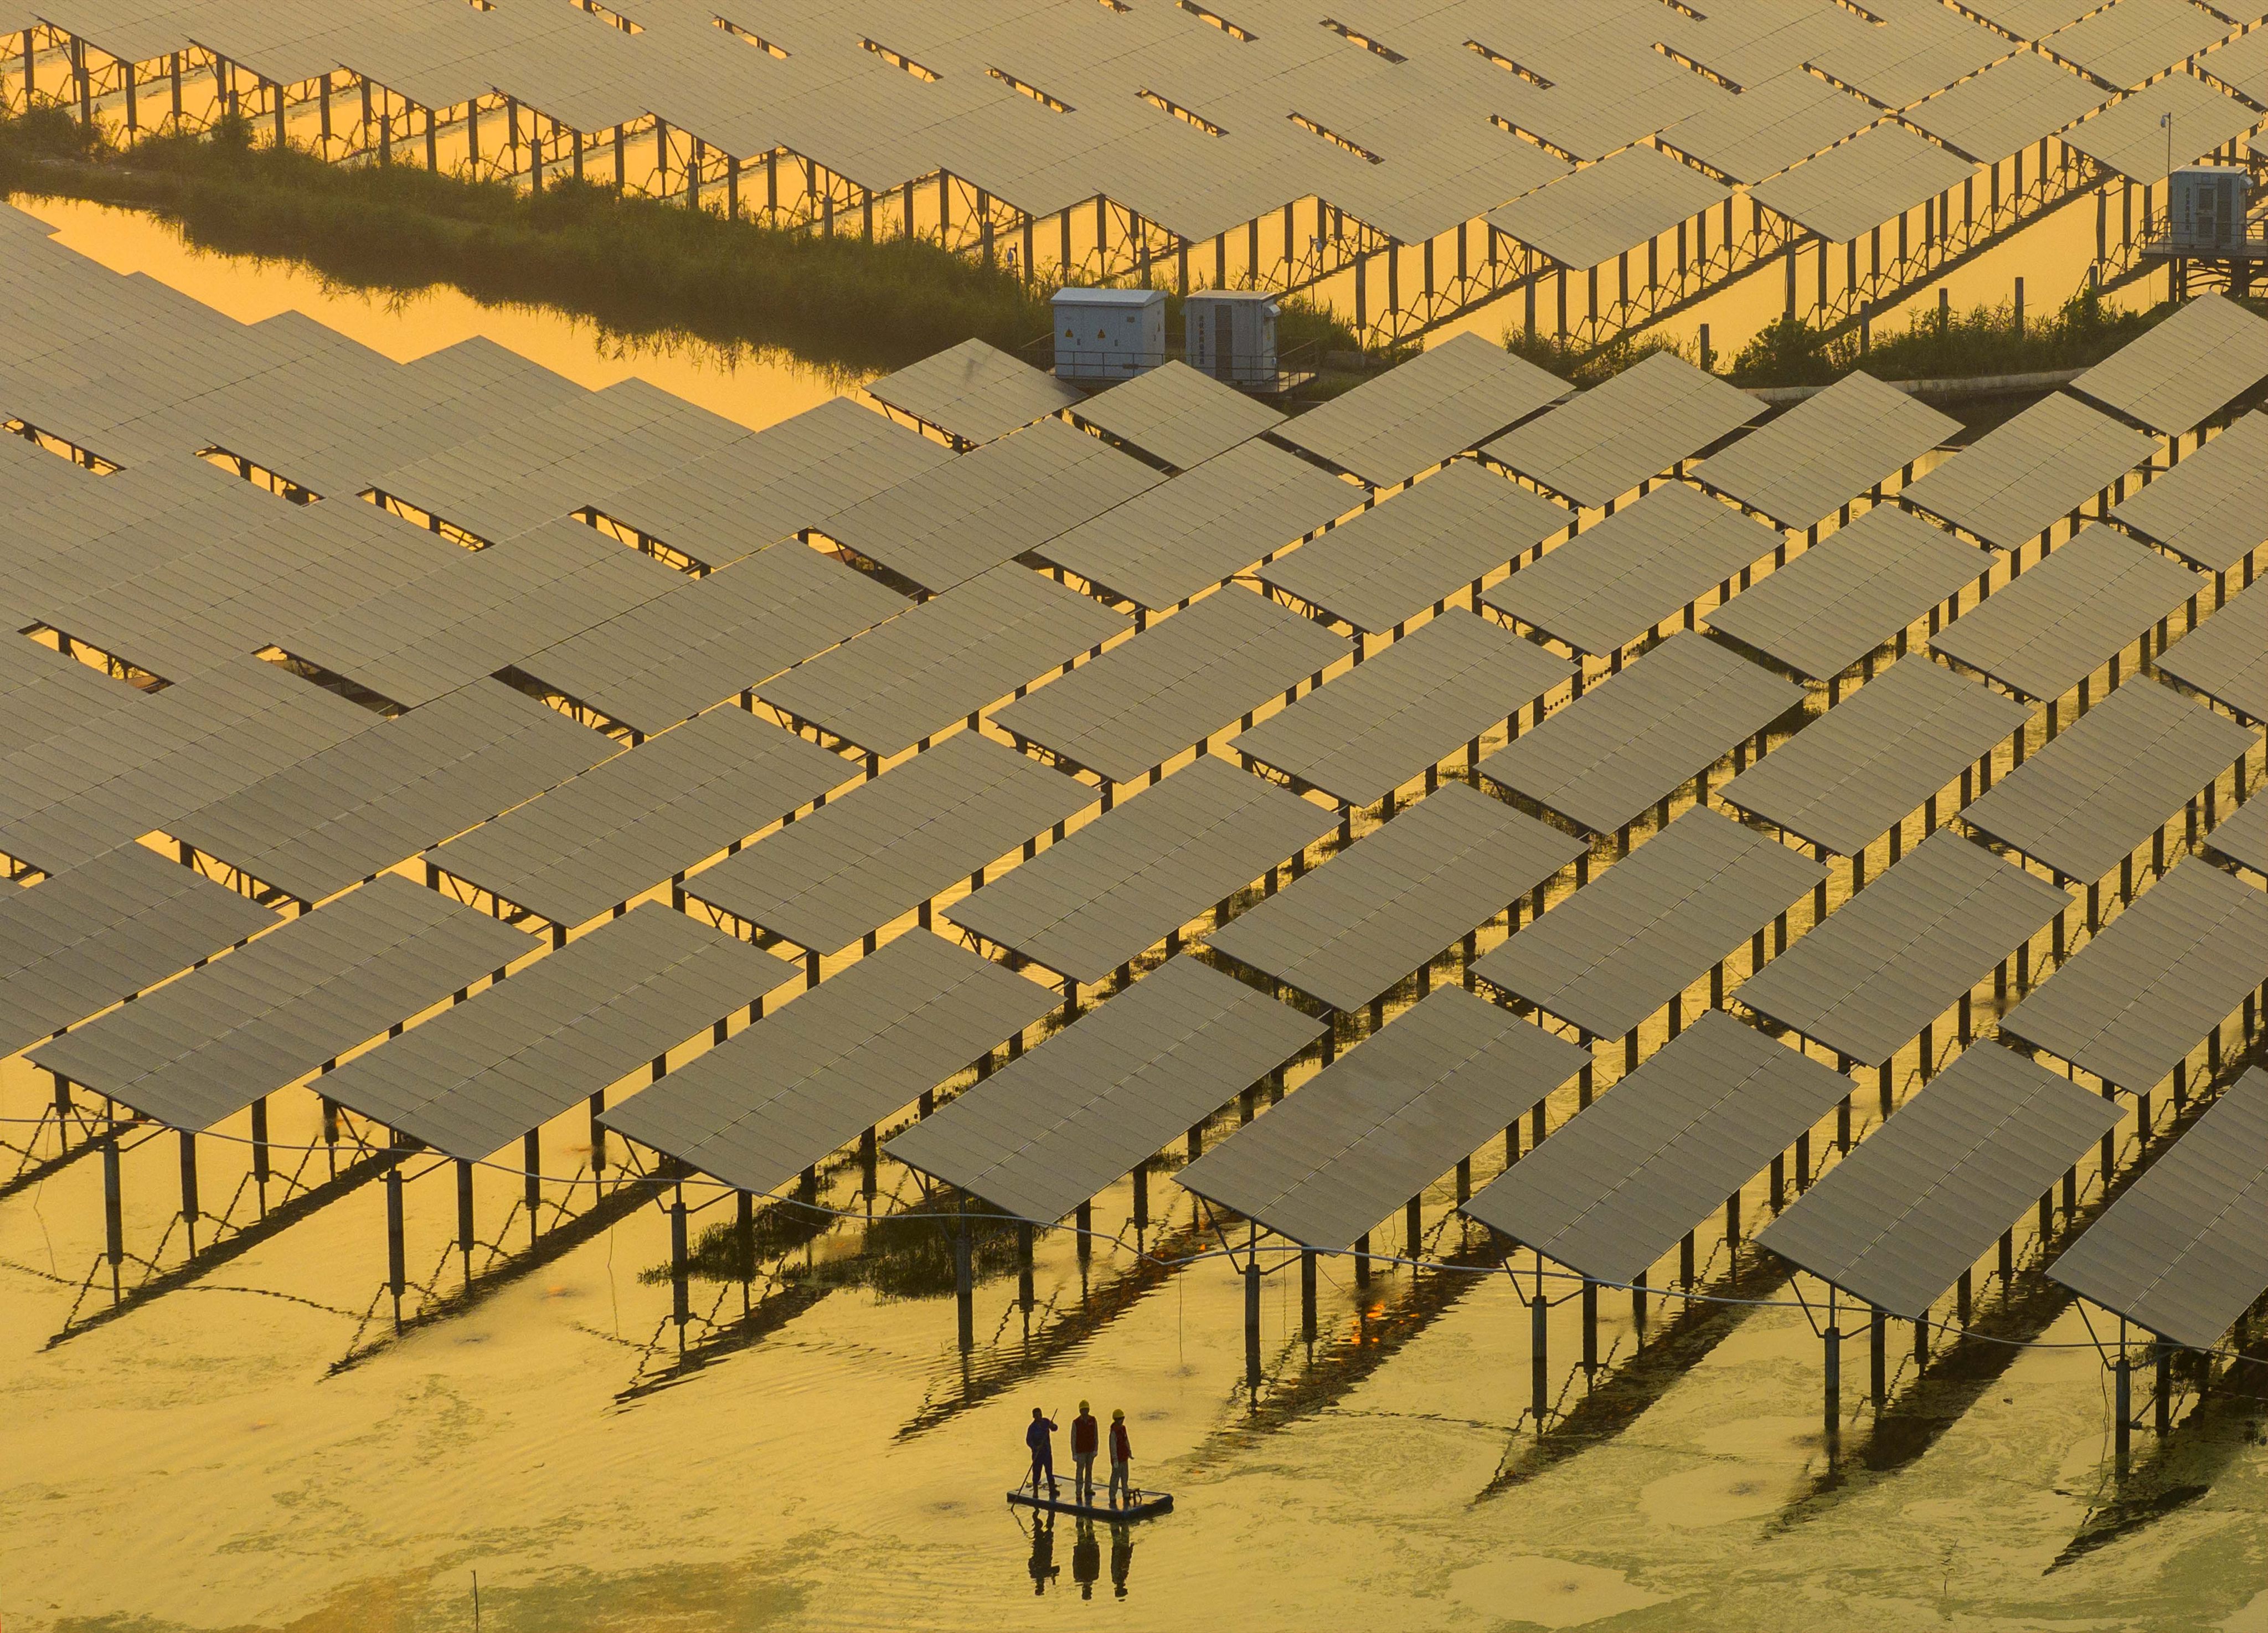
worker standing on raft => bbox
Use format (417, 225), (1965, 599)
(1070, 1401), (1100, 1505)
(1027, 1406), (1059, 1498)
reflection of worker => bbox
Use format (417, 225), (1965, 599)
(1107, 1409), (1133, 1508)
(1110, 1521), (1135, 1600)
(1070, 1400), (1100, 1505)
(1027, 1512), (1058, 1595)
(1027, 1407), (1059, 1498)
(1073, 1519), (1101, 1600)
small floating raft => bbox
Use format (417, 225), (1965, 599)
(1006, 1486), (1174, 1521)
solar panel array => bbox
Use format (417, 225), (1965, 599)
(4, 194), (2267, 1388)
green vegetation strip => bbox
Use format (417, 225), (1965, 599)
(0, 109), (1354, 376)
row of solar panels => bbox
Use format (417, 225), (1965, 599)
(0, 207), (2264, 1357)
(19, 0), (2268, 258)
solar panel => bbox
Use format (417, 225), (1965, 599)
(1927, 524), (2199, 702)
(2155, 578), (2267, 722)
(1691, 372), (1959, 533)
(944, 755), (1335, 984)
(1900, 51), (2107, 164)
(885, 954), (1324, 1224)
(1900, 394), (2157, 551)
(2070, 295), (2268, 438)
(1238, 609), (1574, 807)
(2041, 0), (2229, 89)
(1207, 781), (1585, 1011)
(1703, 506), (1992, 680)
(599, 930), (1060, 1196)
(514, 539), (911, 736)
(1736, 829), (2069, 1066)
(1756, 1043), (2120, 1318)
(2048, 1068), (2268, 1350)
(756, 563), (1128, 759)
(1270, 333), (1568, 488)
(2207, 792), (2268, 878)
(1750, 122), (1977, 245)
(2062, 71), (2260, 184)
(29, 874), (532, 1131)
(684, 731), (1091, 956)
(818, 415), (1163, 594)
(1472, 808), (1826, 1038)
(991, 586), (1348, 784)
(2106, 410), (2268, 573)
(1462, 1009), (1853, 1285)
(1716, 658), (2029, 855)
(1479, 632), (1802, 836)
(1483, 353), (1765, 509)
(1254, 460), (1570, 635)
(0, 842), (275, 1056)
(167, 678), (618, 905)
(1177, 986), (1587, 1249)
(1482, 482), (1779, 658)
(1657, 68), (1879, 184)
(1959, 679), (2258, 883)
(426, 707), (855, 930)
(1034, 439), (1361, 612)
(1071, 360), (1283, 471)
(1999, 860), (2268, 1092)
(316, 903), (800, 1161)
(864, 338), (1083, 445)
(1486, 145), (1731, 275)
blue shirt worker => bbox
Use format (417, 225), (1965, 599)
(1027, 1407), (1060, 1498)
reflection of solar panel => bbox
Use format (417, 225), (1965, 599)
(1757, 1043), (2120, 1318)
(1178, 986), (1585, 1250)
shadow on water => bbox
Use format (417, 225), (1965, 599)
(899, 1214), (1215, 1442)
(1184, 1228), (1502, 1464)
(2047, 1344), (2268, 1570)
(47, 1146), (394, 1346)
(1477, 1247), (1798, 1500)
(327, 1168), (663, 1376)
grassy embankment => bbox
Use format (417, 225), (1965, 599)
(0, 107), (1357, 376)
(1507, 286), (2203, 390)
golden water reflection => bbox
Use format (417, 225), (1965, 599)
(11, 195), (865, 433)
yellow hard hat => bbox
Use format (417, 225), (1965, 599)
(1111, 1409), (1124, 1420)
(1080, 1399), (1090, 1411)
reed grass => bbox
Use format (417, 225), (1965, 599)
(0, 107), (1355, 375)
